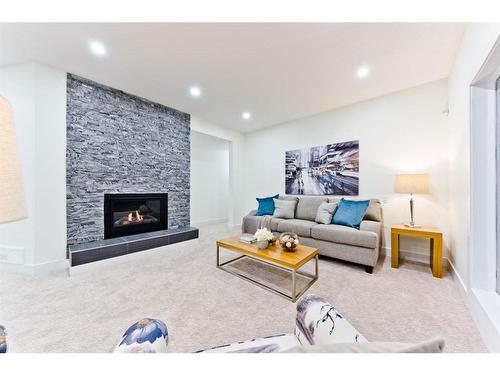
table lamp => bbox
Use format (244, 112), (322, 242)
(0, 95), (27, 224)
(394, 173), (429, 228)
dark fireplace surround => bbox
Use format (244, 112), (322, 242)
(104, 193), (168, 239)
(69, 192), (198, 267)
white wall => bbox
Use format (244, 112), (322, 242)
(190, 115), (246, 227)
(34, 64), (67, 266)
(190, 131), (230, 225)
(0, 63), (67, 272)
(448, 23), (500, 287)
(242, 80), (450, 256)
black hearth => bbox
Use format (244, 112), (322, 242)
(104, 193), (168, 239)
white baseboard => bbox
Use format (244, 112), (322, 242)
(468, 288), (500, 352)
(191, 218), (229, 227)
(447, 257), (468, 297)
(381, 246), (450, 269)
(447, 257), (499, 352)
(0, 259), (68, 276)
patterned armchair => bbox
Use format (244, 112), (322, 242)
(113, 294), (364, 353)
(0, 325), (7, 353)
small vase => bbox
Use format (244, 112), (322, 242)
(256, 240), (269, 249)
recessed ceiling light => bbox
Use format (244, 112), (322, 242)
(356, 65), (370, 79)
(89, 40), (107, 56)
(242, 112), (251, 120)
(189, 86), (202, 98)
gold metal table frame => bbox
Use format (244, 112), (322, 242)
(216, 242), (319, 302)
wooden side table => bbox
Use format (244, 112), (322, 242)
(391, 224), (443, 278)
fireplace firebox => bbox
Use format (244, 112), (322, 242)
(104, 193), (168, 239)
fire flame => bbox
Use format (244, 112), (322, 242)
(135, 210), (143, 221)
(127, 210), (143, 223)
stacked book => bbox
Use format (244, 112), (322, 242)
(239, 235), (257, 244)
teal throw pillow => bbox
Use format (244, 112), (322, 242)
(256, 194), (279, 216)
(331, 198), (370, 229)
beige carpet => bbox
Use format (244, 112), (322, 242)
(0, 223), (486, 352)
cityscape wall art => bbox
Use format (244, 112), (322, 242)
(285, 140), (359, 195)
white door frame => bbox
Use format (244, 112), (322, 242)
(469, 36), (500, 352)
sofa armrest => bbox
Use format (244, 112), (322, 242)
(294, 295), (366, 346)
(241, 209), (260, 233)
(360, 220), (381, 236)
(360, 220), (381, 248)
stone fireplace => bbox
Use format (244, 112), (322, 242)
(66, 74), (197, 266)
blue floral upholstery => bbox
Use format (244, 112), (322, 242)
(0, 325), (7, 354)
(114, 318), (168, 353)
(295, 294), (366, 346)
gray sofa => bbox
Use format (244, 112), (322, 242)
(242, 196), (383, 273)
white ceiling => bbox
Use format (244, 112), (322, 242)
(0, 23), (465, 133)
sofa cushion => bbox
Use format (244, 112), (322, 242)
(273, 198), (297, 219)
(296, 197), (328, 221)
(311, 224), (377, 249)
(364, 199), (382, 222)
(277, 219), (316, 237)
(270, 217), (285, 231)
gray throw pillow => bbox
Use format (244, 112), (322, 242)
(315, 202), (338, 224)
(363, 199), (382, 222)
(273, 198), (296, 219)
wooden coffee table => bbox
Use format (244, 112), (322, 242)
(216, 235), (319, 302)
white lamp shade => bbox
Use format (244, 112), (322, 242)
(394, 173), (430, 194)
(0, 95), (27, 223)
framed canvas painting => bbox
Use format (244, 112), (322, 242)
(285, 140), (359, 195)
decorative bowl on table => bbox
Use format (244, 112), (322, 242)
(279, 232), (299, 252)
